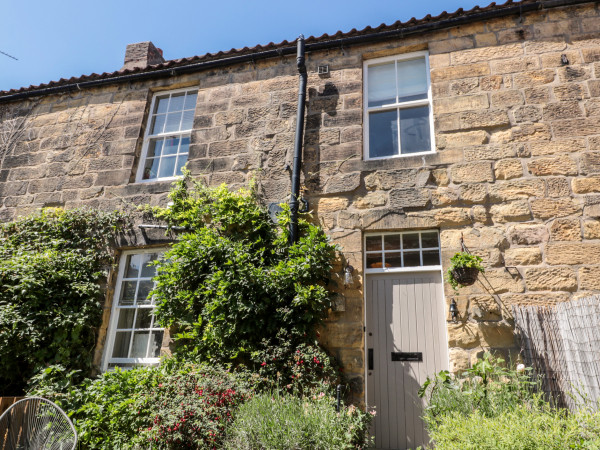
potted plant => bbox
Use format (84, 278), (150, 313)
(446, 252), (484, 291)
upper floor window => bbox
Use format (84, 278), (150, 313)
(102, 249), (165, 370)
(364, 52), (434, 160)
(136, 88), (197, 182)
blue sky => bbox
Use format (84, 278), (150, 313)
(1, 0), (487, 92)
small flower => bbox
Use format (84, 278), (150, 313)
(517, 363), (526, 373)
(261, 362), (267, 366)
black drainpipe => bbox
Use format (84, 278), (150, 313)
(289, 35), (307, 244)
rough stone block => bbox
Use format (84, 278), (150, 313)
(354, 192), (386, 209)
(431, 63), (490, 82)
(434, 94), (489, 114)
(553, 83), (587, 101)
(490, 90), (524, 107)
(525, 267), (577, 291)
(580, 152), (600, 174)
(531, 197), (582, 219)
(478, 322), (516, 348)
(546, 242), (600, 265)
(315, 197), (349, 213)
(439, 130), (488, 148)
(513, 105), (542, 123)
(504, 247), (542, 266)
(323, 172), (361, 194)
(464, 144), (519, 161)
(550, 218), (581, 241)
(489, 179), (545, 202)
(579, 266), (600, 290)
(451, 43), (523, 65)
(448, 348), (471, 372)
(583, 220), (600, 239)
(459, 109), (510, 129)
(495, 159), (523, 180)
(528, 156), (578, 176)
(447, 322), (480, 349)
(469, 295), (502, 321)
(572, 176), (600, 194)
(490, 200), (532, 223)
(513, 69), (556, 87)
(433, 207), (472, 227)
(364, 169), (430, 190)
(459, 183), (488, 204)
(451, 161), (494, 183)
(529, 139), (585, 156)
(389, 188), (429, 208)
(491, 56), (540, 74)
(508, 224), (548, 245)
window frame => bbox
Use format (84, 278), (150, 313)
(363, 51), (435, 161)
(364, 230), (441, 274)
(101, 248), (167, 371)
(135, 87), (197, 183)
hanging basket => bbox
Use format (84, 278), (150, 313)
(451, 266), (480, 286)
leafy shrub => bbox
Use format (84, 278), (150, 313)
(139, 363), (252, 449)
(445, 251), (485, 292)
(29, 360), (253, 449)
(419, 353), (540, 422)
(428, 405), (600, 450)
(0, 208), (128, 395)
(224, 392), (373, 450)
(146, 174), (337, 366)
(251, 339), (340, 395)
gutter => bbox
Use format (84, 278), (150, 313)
(0, 0), (592, 103)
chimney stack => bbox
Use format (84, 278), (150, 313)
(122, 42), (165, 71)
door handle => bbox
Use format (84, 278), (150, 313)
(368, 348), (374, 370)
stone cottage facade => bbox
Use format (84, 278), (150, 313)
(1, 0), (600, 447)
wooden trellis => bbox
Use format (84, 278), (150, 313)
(513, 296), (600, 410)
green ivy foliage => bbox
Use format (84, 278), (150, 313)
(145, 174), (338, 365)
(0, 208), (128, 395)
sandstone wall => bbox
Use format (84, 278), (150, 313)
(1, 2), (600, 399)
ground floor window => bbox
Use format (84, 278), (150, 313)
(102, 249), (165, 370)
(364, 230), (440, 272)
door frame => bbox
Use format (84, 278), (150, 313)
(362, 230), (450, 416)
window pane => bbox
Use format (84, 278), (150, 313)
(175, 155), (188, 176)
(421, 232), (439, 248)
(130, 332), (150, 358)
(397, 58), (428, 102)
(366, 253), (383, 269)
(125, 254), (141, 278)
(143, 158), (160, 180)
(158, 156), (176, 178)
(141, 253), (158, 277)
(164, 112), (182, 133)
(400, 106), (431, 154)
(149, 331), (164, 357)
(151, 114), (166, 135)
(181, 109), (194, 130)
(366, 235), (382, 252)
(423, 250), (440, 266)
(135, 308), (153, 329)
(163, 137), (179, 155)
(403, 233), (420, 249)
(112, 332), (131, 358)
(119, 281), (137, 305)
(368, 63), (396, 107)
(384, 235), (401, 250)
(386, 253), (402, 268)
(155, 96), (169, 114)
(137, 280), (154, 304)
(404, 252), (420, 267)
(147, 140), (163, 158)
(180, 136), (190, 153)
(184, 92), (197, 110)
(168, 93), (185, 112)
(116, 309), (135, 329)
(369, 110), (398, 158)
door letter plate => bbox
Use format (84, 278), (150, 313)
(391, 352), (422, 362)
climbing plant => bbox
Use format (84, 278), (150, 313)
(0, 208), (129, 395)
(146, 173), (338, 369)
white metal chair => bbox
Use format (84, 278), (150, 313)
(0, 397), (77, 450)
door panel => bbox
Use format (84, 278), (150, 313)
(366, 271), (448, 450)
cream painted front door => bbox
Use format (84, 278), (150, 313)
(366, 271), (448, 450)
